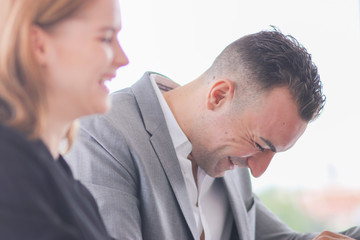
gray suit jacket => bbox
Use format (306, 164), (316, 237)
(66, 72), (360, 240)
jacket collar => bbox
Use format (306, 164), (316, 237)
(131, 72), (200, 239)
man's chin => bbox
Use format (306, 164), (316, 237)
(200, 165), (226, 178)
(211, 171), (226, 178)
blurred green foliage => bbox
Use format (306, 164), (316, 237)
(258, 188), (325, 232)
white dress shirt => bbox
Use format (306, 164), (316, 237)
(150, 74), (233, 240)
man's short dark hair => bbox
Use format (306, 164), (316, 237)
(209, 28), (325, 122)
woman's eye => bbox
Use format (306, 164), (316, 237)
(101, 30), (115, 44)
(101, 37), (113, 43)
(255, 142), (265, 152)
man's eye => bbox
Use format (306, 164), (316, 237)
(255, 142), (265, 152)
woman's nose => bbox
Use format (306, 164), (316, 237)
(112, 39), (129, 68)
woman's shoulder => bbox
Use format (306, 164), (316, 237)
(0, 123), (55, 187)
(0, 123), (48, 161)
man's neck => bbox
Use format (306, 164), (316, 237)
(188, 153), (199, 188)
(163, 79), (204, 143)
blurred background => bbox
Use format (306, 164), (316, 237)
(112, 0), (360, 232)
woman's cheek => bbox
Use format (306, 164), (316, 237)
(103, 44), (114, 65)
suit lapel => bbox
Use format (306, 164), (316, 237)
(222, 171), (254, 240)
(131, 72), (199, 240)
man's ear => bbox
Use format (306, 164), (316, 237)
(31, 25), (49, 66)
(207, 79), (235, 110)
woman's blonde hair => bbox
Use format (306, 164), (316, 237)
(0, 0), (85, 140)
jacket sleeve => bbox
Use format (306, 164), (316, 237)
(65, 118), (142, 240)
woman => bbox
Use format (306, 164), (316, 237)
(0, 0), (128, 239)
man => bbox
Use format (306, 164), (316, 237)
(65, 29), (359, 240)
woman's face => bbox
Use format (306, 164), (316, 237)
(39, 0), (128, 120)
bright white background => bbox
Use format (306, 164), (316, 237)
(111, 0), (360, 193)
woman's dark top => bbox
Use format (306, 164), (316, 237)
(0, 123), (114, 240)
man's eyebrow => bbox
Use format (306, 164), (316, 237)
(260, 137), (277, 153)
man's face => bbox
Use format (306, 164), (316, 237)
(190, 86), (307, 178)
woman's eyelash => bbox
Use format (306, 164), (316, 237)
(101, 37), (112, 43)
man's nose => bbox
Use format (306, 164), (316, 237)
(247, 151), (275, 178)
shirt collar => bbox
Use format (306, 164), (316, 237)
(150, 73), (192, 157)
